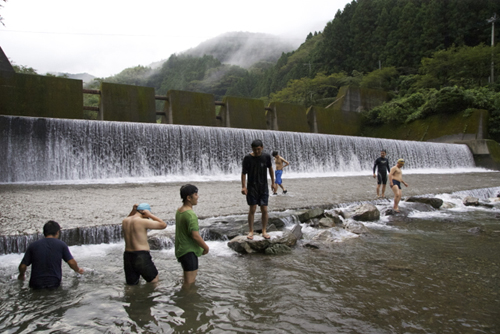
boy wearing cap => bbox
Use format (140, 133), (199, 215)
(389, 159), (409, 213)
(122, 203), (167, 285)
(175, 184), (209, 290)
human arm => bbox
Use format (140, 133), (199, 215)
(192, 230), (209, 255)
(281, 157), (290, 168)
(140, 210), (167, 229)
(128, 204), (138, 217)
(241, 173), (247, 195)
(18, 263), (27, 281)
(373, 158), (378, 178)
(67, 259), (84, 274)
(388, 167), (395, 187)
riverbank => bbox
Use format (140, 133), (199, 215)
(1, 172), (499, 237)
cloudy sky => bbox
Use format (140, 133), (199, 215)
(1, 0), (350, 77)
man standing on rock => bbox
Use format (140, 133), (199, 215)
(122, 203), (167, 285)
(373, 149), (390, 198)
(241, 139), (276, 240)
(272, 151), (290, 195)
(389, 159), (409, 213)
(18, 220), (84, 289)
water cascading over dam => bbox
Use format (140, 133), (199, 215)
(0, 115), (475, 183)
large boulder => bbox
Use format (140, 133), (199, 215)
(406, 196), (443, 209)
(147, 229), (175, 250)
(463, 196), (479, 206)
(351, 204), (380, 221)
(227, 228), (301, 254)
(324, 211), (343, 225)
(295, 208), (324, 222)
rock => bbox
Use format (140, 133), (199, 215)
(324, 211), (343, 225)
(296, 208), (324, 222)
(478, 201), (494, 209)
(406, 196), (443, 209)
(290, 223), (303, 240)
(267, 224), (278, 232)
(303, 242), (320, 249)
(306, 218), (320, 227)
(351, 204), (380, 221)
(318, 217), (336, 228)
(334, 209), (346, 219)
(227, 229), (301, 254)
(147, 229), (175, 250)
(441, 202), (456, 209)
(313, 230), (334, 241)
(463, 196), (479, 206)
(344, 221), (370, 235)
(468, 227), (483, 234)
(265, 244), (292, 255)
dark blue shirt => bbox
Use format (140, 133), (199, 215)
(21, 237), (74, 289)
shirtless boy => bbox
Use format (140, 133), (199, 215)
(389, 159), (409, 213)
(272, 151), (290, 195)
(122, 203), (167, 285)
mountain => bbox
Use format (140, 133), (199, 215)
(49, 72), (96, 84)
(177, 32), (297, 69)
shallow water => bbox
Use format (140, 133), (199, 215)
(1, 190), (499, 333)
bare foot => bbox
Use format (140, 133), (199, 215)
(262, 233), (271, 239)
(247, 233), (254, 240)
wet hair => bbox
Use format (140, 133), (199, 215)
(381, 149), (386, 153)
(43, 220), (61, 237)
(180, 184), (198, 203)
(272, 151), (278, 157)
(251, 139), (263, 148)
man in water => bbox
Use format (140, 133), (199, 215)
(373, 149), (390, 198)
(18, 220), (84, 289)
(175, 184), (209, 290)
(241, 139), (276, 240)
(272, 151), (290, 195)
(389, 159), (409, 213)
(122, 203), (167, 285)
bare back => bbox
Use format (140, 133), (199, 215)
(122, 214), (166, 252)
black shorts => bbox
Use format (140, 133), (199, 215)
(392, 180), (401, 189)
(178, 252), (199, 272)
(123, 251), (159, 285)
(377, 173), (388, 185)
(246, 186), (269, 206)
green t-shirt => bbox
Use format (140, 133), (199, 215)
(175, 209), (204, 259)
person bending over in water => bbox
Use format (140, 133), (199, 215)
(122, 203), (167, 285)
(18, 220), (84, 289)
(175, 184), (209, 290)
(389, 159), (409, 213)
(272, 151), (290, 195)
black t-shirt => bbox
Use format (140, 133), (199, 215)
(242, 153), (272, 189)
(21, 237), (74, 289)
(373, 157), (390, 175)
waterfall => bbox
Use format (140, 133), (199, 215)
(0, 115), (475, 183)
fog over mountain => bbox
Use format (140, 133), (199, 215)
(148, 32), (298, 70)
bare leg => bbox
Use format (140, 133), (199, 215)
(391, 185), (402, 211)
(261, 205), (270, 239)
(381, 184), (387, 197)
(247, 205), (257, 239)
(182, 270), (198, 290)
(149, 274), (159, 283)
(376, 184), (381, 197)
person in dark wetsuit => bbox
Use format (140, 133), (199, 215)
(241, 139), (276, 240)
(372, 149), (390, 198)
(18, 220), (84, 289)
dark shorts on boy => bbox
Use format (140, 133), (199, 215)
(246, 185), (269, 206)
(377, 173), (388, 185)
(123, 251), (159, 285)
(392, 180), (401, 189)
(178, 252), (199, 272)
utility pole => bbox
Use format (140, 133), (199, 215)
(487, 13), (498, 84)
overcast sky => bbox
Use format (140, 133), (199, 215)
(1, 0), (350, 77)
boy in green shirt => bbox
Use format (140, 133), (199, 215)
(175, 184), (209, 289)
